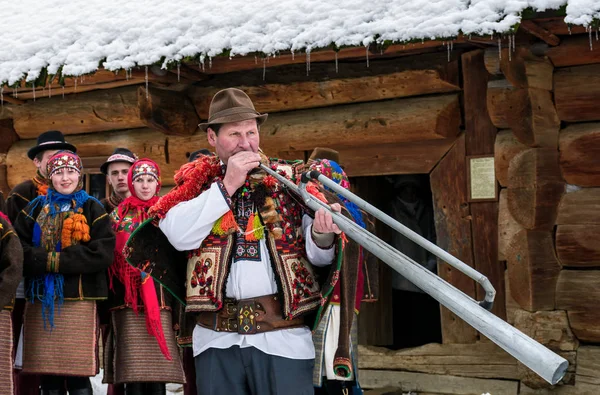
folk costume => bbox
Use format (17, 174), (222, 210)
(0, 212), (24, 395)
(7, 130), (75, 395)
(308, 159), (372, 394)
(126, 154), (362, 395)
(13, 151), (115, 395)
(104, 159), (184, 393)
(100, 148), (138, 214)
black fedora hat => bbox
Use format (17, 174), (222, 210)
(188, 149), (213, 162)
(100, 148), (137, 175)
(27, 130), (77, 160)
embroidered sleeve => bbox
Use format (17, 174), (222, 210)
(215, 179), (234, 210)
(158, 182), (230, 251)
(303, 215), (335, 267)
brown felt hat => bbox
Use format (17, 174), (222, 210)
(198, 88), (268, 132)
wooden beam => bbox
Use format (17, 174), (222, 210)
(555, 64), (600, 122)
(577, 346), (600, 386)
(357, 343), (517, 380)
(462, 49), (504, 320)
(0, 119), (19, 154)
(556, 225), (600, 268)
(557, 188), (600, 225)
(430, 134), (478, 344)
(1, 96), (25, 105)
(499, 47), (554, 90)
(487, 79), (516, 129)
(520, 20), (561, 46)
(185, 38), (468, 75)
(534, 17), (587, 36)
(507, 148), (565, 230)
(505, 88), (560, 148)
(138, 87), (200, 136)
(498, 189), (523, 262)
(506, 230), (561, 311)
(190, 55), (461, 118)
(279, 138), (457, 177)
(12, 79), (145, 101)
(556, 270), (600, 343)
(546, 35), (600, 67)
(3, 67), (186, 101)
(359, 369), (519, 394)
(257, 94), (461, 153)
(559, 123), (600, 186)
(10, 86), (199, 138)
(494, 130), (528, 187)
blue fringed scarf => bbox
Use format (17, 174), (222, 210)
(321, 160), (366, 229)
(27, 188), (101, 330)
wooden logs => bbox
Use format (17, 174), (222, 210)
(559, 123), (600, 186)
(546, 35), (600, 67)
(556, 225), (600, 268)
(487, 82), (559, 147)
(430, 134), (477, 343)
(507, 148), (565, 230)
(519, 20), (561, 46)
(554, 64), (600, 122)
(505, 88), (560, 148)
(487, 80), (516, 129)
(11, 86), (199, 138)
(359, 369), (519, 394)
(499, 47), (553, 90)
(138, 87), (199, 136)
(494, 130), (528, 187)
(285, 138), (457, 177)
(577, 347), (600, 387)
(556, 189), (600, 268)
(506, 230), (561, 311)
(498, 189), (523, 261)
(0, 119), (18, 154)
(357, 343), (517, 380)
(190, 54), (460, 118)
(556, 270), (600, 343)
(258, 94), (461, 153)
(557, 188), (600, 225)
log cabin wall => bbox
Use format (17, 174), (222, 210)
(487, 23), (600, 394)
(2, 17), (600, 394)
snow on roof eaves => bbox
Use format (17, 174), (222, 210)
(0, 0), (597, 86)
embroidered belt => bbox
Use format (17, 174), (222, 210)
(196, 294), (304, 334)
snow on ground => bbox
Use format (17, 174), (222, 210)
(0, 0), (598, 85)
(90, 370), (182, 395)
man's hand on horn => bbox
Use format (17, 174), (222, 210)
(223, 151), (261, 196)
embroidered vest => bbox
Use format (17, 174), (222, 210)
(183, 160), (335, 319)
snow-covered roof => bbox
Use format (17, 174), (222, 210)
(0, 0), (598, 85)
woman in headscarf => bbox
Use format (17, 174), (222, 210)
(104, 159), (184, 395)
(14, 150), (115, 395)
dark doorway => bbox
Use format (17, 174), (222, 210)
(352, 175), (442, 349)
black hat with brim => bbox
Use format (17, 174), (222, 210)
(100, 148), (137, 175)
(27, 130), (77, 160)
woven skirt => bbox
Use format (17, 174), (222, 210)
(104, 308), (185, 384)
(22, 300), (98, 376)
(0, 310), (14, 395)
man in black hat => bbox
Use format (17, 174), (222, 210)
(100, 148), (137, 214)
(6, 130), (76, 222)
(6, 130), (75, 395)
(187, 149), (213, 162)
